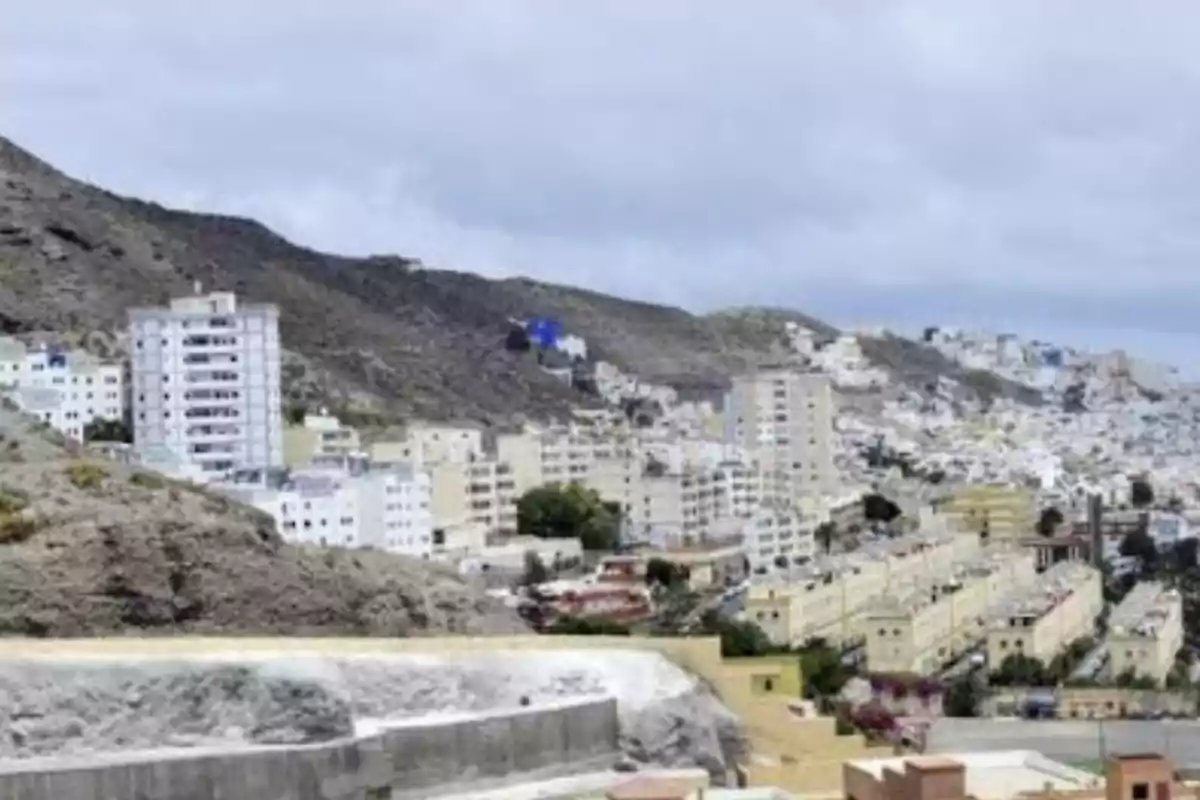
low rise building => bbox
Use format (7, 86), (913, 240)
(0, 338), (125, 441)
(985, 561), (1103, 665)
(1105, 581), (1184, 685)
(538, 579), (653, 623)
(214, 458), (433, 558)
(746, 532), (981, 647)
(371, 421), (484, 466)
(282, 410), (360, 467)
(843, 750), (1106, 800)
(864, 548), (1037, 674)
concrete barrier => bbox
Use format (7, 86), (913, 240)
(0, 698), (620, 800)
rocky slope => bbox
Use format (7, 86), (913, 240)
(0, 134), (1036, 424)
(0, 652), (742, 784)
(0, 401), (526, 637)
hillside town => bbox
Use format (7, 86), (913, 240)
(4, 286), (1200, 799)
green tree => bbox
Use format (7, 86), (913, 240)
(517, 483), (621, 551)
(943, 675), (983, 717)
(520, 551), (548, 586)
(799, 642), (851, 699)
(697, 611), (777, 658)
(1130, 478), (1155, 509)
(1036, 507), (1065, 537)
(815, 522), (836, 554)
(990, 654), (1050, 687)
(82, 417), (132, 444)
(1119, 525), (1158, 567)
(645, 557), (689, 588)
(862, 493), (901, 523)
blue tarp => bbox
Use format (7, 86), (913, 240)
(525, 316), (561, 348)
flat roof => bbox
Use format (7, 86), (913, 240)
(846, 750), (1100, 800)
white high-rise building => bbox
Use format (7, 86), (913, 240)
(724, 366), (837, 502)
(129, 288), (282, 477)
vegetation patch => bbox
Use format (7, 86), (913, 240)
(129, 471), (165, 490)
(0, 487), (38, 544)
(64, 461), (109, 490)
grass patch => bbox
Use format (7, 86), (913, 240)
(129, 471), (165, 490)
(64, 461), (109, 490)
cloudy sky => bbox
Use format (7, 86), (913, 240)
(5, 2), (1200, 365)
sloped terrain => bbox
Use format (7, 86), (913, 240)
(0, 134), (1037, 423)
(0, 402), (527, 638)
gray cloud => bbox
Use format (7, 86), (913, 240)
(5, 1), (1200, 360)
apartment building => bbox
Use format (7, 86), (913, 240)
(724, 367), (837, 502)
(743, 502), (819, 573)
(864, 548), (1037, 674)
(746, 532), (982, 647)
(372, 421), (485, 467)
(129, 289), (282, 476)
(282, 411), (360, 467)
(465, 459), (519, 536)
(496, 423), (636, 493)
(939, 485), (1037, 543)
(0, 338), (125, 441)
(711, 459), (765, 520)
(1105, 581), (1184, 685)
(423, 457), (520, 536)
(985, 561), (1103, 665)
(624, 468), (718, 549)
(216, 458), (433, 557)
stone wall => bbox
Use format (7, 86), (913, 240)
(0, 698), (619, 800)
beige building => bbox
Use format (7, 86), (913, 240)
(724, 367), (837, 502)
(938, 484), (1037, 543)
(282, 411), (360, 467)
(371, 421), (485, 467)
(985, 561), (1103, 665)
(746, 532), (981, 647)
(863, 548), (1037, 674)
(1105, 581), (1184, 685)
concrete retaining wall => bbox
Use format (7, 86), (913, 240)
(0, 698), (620, 800)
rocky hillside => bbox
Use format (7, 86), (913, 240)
(0, 401), (527, 637)
(0, 135), (1037, 423)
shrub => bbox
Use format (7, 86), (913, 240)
(129, 471), (165, 490)
(65, 461), (109, 490)
(0, 486), (29, 515)
(0, 513), (40, 545)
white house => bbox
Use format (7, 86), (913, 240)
(0, 337), (125, 441)
(215, 458), (434, 558)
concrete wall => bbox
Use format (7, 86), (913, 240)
(0, 635), (884, 795)
(0, 698), (619, 800)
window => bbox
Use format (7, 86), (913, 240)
(1132, 783), (1149, 800)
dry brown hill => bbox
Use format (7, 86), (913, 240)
(0, 135), (1040, 425)
(0, 400), (526, 637)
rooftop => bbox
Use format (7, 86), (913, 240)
(865, 550), (1025, 618)
(846, 749), (1100, 800)
(1108, 581), (1181, 639)
(986, 561), (1099, 626)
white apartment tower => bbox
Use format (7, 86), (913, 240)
(129, 288), (283, 476)
(724, 366), (837, 502)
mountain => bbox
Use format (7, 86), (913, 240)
(0, 399), (527, 637)
(0, 135), (1039, 424)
